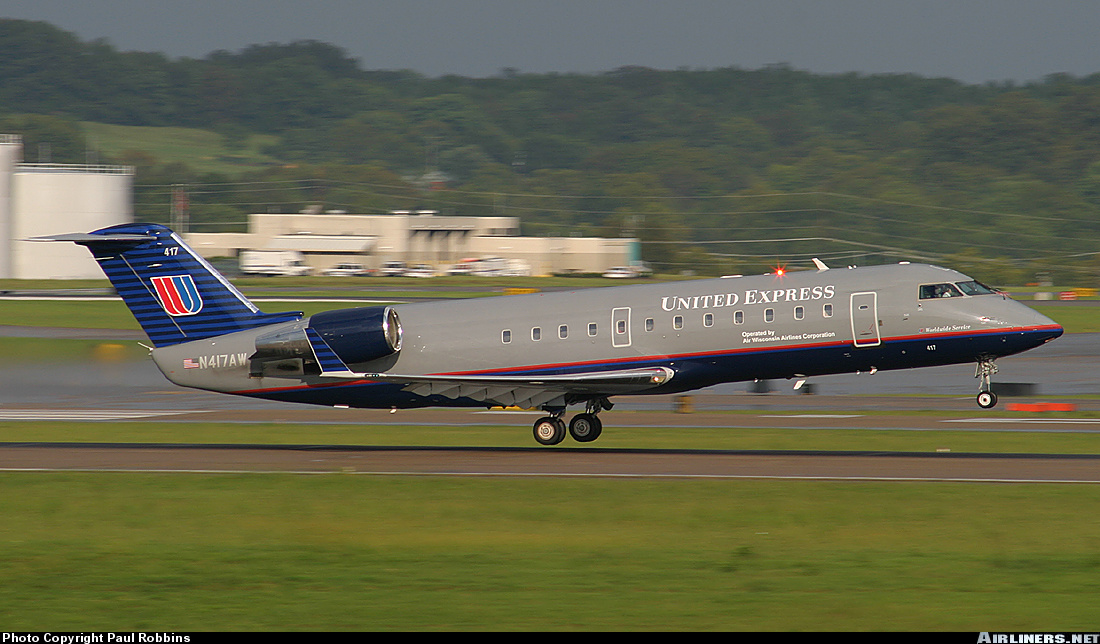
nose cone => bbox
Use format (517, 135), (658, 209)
(1010, 300), (1063, 350)
(1025, 302), (1063, 334)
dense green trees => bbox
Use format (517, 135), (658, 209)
(4, 19), (1100, 282)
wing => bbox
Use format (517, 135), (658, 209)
(301, 326), (673, 408)
(327, 367), (674, 409)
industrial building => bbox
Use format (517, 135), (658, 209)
(186, 210), (640, 276)
(0, 134), (134, 279)
(1, 132), (638, 279)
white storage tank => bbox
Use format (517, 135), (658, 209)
(1, 135), (134, 279)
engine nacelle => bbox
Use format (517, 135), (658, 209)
(307, 306), (403, 366)
(249, 306), (402, 378)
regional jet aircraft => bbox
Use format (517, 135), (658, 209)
(38, 224), (1063, 445)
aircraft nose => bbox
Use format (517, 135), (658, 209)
(1018, 302), (1063, 344)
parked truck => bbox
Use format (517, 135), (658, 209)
(239, 250), (312, 276)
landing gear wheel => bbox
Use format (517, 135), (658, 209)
(975, 359), (999, 409)
(977, 390), (998, 409)
(569, 413), (603, 443)
(533, 416), (567, 446)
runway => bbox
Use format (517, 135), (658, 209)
(2, 326), (1099, 482)
(1, 403), (1099, 483)
(1, 441), (1098, 482)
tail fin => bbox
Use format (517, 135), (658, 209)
(38, 223), (301, 347)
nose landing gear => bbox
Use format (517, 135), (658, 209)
(975, 358), (999, 409)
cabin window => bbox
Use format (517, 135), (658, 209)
(559, 324), (568, 339)
(794, 306), (805, 321)
(703, 312), (714, 327)
(532, 327), (542, 341)
(764, 308), (774, 323)
(645, 318), (654, 332)
(919, 283), (964, 299)
(823, 303), (833, 318)
(733, 310), (744, 325)
(588, 322), (598, 337)
(616, 319), (627, 335)
(673, 315), (684, 330)
(502, 329), (512, 344)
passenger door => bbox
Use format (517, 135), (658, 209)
(849, 292), (881, 347)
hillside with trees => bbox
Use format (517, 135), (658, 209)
(4, 18), (1100, 284)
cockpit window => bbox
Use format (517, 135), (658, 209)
(919, 283), (964, 299)
(955, 280), (997, 296)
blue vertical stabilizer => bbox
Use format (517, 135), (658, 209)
(40, 223), (301, 347)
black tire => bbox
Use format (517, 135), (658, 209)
(976, 390), (998, 409)
(533, 416), (566, 445)
(568, 413), (603, 442)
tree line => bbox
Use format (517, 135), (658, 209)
(4, 18), (1100, 283)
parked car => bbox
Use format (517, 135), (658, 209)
(322, 263), (367, 277)
(406, 264), (438, 278)
(239, 250), (312, 276)
(446, 258), (479, 276)
(602, 266), (637, 278)
(378, 261), (408, 277)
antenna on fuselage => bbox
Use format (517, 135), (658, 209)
(812, 258), (829, 271)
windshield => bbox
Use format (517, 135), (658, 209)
(955, 280), (997, 295)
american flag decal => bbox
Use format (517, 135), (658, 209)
(183, 358), (199, 369)
(151, 275), (203, 316)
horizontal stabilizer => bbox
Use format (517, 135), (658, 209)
(30, 232), (156, 244)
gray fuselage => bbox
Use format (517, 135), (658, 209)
(150, 262), (1062, 408)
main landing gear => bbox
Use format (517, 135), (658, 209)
(532, 399), (609, 445)
(975, 358), (999, 409)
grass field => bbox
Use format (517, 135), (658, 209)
(1, 470), (1098, 631)
(1, 419), (1099, 630)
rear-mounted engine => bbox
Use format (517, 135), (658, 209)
(308, 306), (403, 363)
(249, 306), (402, 377)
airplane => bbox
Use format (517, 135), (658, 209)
(37, 223), (1064, 445)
